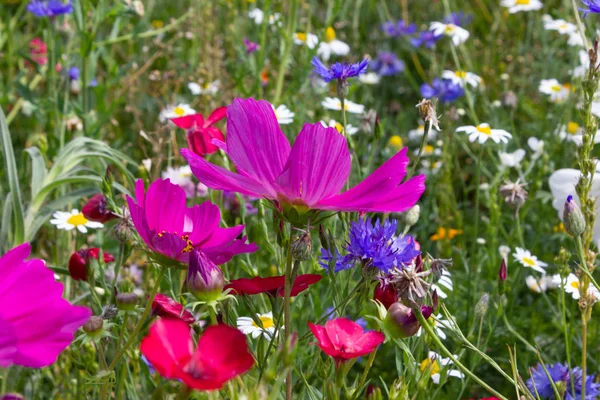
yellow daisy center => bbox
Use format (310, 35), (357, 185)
(388, 135), (403, 149)
(476, 125), (492, 135)
(522, 257), (536, 267)
(571, 281), (580, 289)
(418, 125), (425, 132)
(67, 213), (89, 226)
(174, 106), (186, 116)
(252, 315), (274, 329)
(296, 32), (307, 42)
(334, 122), (344, 133)
(551, 84), (563, 92)
(420, 359), (441, 376)
(515, 0), (530, 4)
(325, 27), (336, 42)
(444, 24), (456, 33)
(567, 121), (580, 134)
(424, 145), (435, 154)
(455, 71), (467, 78)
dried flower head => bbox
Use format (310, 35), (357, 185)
(416, 98), (441, 131)
(499, 179), (528, 208)
(390, 265), (432, 305)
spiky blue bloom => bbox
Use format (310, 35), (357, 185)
(311, 57), (369, 83)
(68, 67), (80, 81)
(27, 0), (73, 17)
(370, 52), (405, 76)
(527, 362), (600, 400)
(581, 0), (600, 17)
(320, 218), (420, 273)
(381, 20), (417, 37)
(420, 78), (465, 103)
(410, 31), (443, 48)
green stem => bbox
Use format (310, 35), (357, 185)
(408, 119), (432, 178)
(355, 348), (377, 397)
(1, 367), (9, 394)
(273, 0), (298, 104)
(283, 226), (295, 400)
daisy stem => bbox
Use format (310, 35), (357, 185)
(570, 0), (590, 50)
(414, 309), (508, 400)
(560, 279), (576, 398)
(408, 119), (432, 178)
(473, 144), (484, 249)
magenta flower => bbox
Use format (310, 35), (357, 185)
(182, 98), (425, 218)
(126, 178), (257, 264)
(0, 243), (91, 368)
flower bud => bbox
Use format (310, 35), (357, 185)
(563, 195), (586, 237)
(68, 248), (115, 281)
(116, 292), (139, 311)
(383, 303), (433, 339)
(291, 231), (312, 261)
(499, 258), (507, 282)
(113, 207), (134, 242)
(374, 281), (398, 310)
(336, 80), (349, 99)
(82, 194), (117, 223)
(474, 293), (489, 318)
(186, 250), (224, 302)
(405, 205), (420, 228)
(83, 316), (104, 336)
(366, 385), (383, 400)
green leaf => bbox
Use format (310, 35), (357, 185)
(0, 107), (24, 245)
(24, 147), (47, 200)
(1, 194), (12, 252)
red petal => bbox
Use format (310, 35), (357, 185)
(139, 319), (194, 379)
(172, 114), (205, 130)
(205, 106), (227, 127)
(308, 322), (337, 358)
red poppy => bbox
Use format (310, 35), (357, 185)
(308, 318), (385, 364)
(225, 274), (322, 297)
(140, 318), (254, 390)
(151, 294), (195, 325)
(171, 107), (227, 157)
(68, 248), (115, 281)
(82, 194), (118, 223)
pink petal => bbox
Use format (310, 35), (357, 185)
(184, 202), (221, 245)
(140, 319), (194, 379)
(325, 318), (365, 350)
(182, 148), (270, 197)
(308, 322), (336, 355)
(226, 98), (291, 193)
(275, 123), (350, 206)
(143, 179), (187, 233)
(134, 179), (146, 206)
(203, 235), (258, 265)
(352, 331), (385, 354)
(205, 106), (227, 127)
(171, 114), (204, 130)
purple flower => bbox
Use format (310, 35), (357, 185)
(410, 31), (443, 48)
(527, 362), (600, 400)
(68, 66), (79, 81)
(371, 52), (405, 76)
(186, 249), (224, 301)
(420, 78), (464, 103)
(381, 20), (417, 37)
(243, 38), (259, 54)
(311, 57), (369, 83)
(444, 12), (472, 27)
(26, 0), (73, 17)
(320, 218), (420, 273)
(581, 0), (600, 17)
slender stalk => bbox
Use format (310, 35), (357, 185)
(1, 367), (9, 394)
(356, 348), (377, 396)
(273, 0), (298, 105)
(408, 119), (432, 178)
(283, 226), (295, 400)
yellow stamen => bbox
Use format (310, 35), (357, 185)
(424, 145), (435, 154)
(252, 315), (274, 329)
(420, 359), (441, 376)
(174, 106), (186, 116)
(444, 24), (456, 33)
(571, 281), (580, 289)
(551, 84), (563, 92)
(455, 71), (467, 79)
(515, 0), (530, 4)
(325, 27), (336, 42)
(476, 125), (492, 135)
(67, 213), (89, 226)
(295, 32), (307, 42)
(388, 135), (403, 150)
(567, 122), (580, 135)
(334, 122), (344, 133)
(522, 257), (536, 267)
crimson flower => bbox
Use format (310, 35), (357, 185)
(140, 318), (254, 390)
(373, 281), (398, 310)
(225, 274), (322, 297)
(82, 194), (118, 223)
(151, 294), (195, 325)
(68, 248), (115, 281)
(308, 318), (385, 364)
(172, 107), (227, 157)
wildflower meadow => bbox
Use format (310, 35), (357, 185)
(6, 0), (600, 399)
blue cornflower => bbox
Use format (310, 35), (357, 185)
(444, 12), (473, 27)
(68, 66), (80, 81)
(27, 0), (73, 17)
(371, 52), (405, 76)
(320, 218), (420, 273)
(410, 31), (443, 48)
(527, 362), (600, 400)
(581, 0), (600, 17)
(420, 78), (465, 103)
(311, 57), (369, 83)
(381, 20), (417, 37)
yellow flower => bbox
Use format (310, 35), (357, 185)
(151, 20), (164, 29)
(388, 135), (403, 150)
(430, 227), (463, 241)
(553, 223), (565, 233)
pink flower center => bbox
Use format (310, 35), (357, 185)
(157, 231), (195, 253)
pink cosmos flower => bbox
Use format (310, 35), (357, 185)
(140, 318), (254, 390)
(308, 318), (385, 364)
(0, 243), (91, 368)
(126, 178), (257, 264)
(171, 107), (227, 157)
(181, 98), (425, 214)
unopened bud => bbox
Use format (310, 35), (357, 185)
(474, 293), (489, 318)
(405, 205), (420, 228)
(499, 258), (507, 282)
(82, 194), (117, 223)
(68, 248), (115, 281)
(366, 385), (383, 400)
(116, 292), (139, 311)
(374, 281), (398, 310)
(319, 225), (335, 253)
(337, 80), (349, 99)
(186, 250), (224, 302)
(563, 195), (586, 237)
(291, 231), (312, 261)
(383, 303), (433, 339)
(113, 207), (134, 242)
(83, 316), (104, 335)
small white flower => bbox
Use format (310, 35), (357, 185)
(499, 149), (526, 168)
(499, 245), (511, 261)
(293, 32), (319, 49)
(501, 0), (543, 13)
(556, 121), (600, 146)
(237, 312), (277, 338)
(408, 124), (439, 142)
(456, 123), (512, 144)
(431, 269), (453, 299)
(188, 80), (220, 96)
(316, 27), (350, 60)
(429, 22), (469, 46)
(539, 79), (570, 103)
(476, 238), (486, 245)
(418, 351), (465, 384)
(248, 8), (281, 25)
(321, 120), (359, 135)
(321, 97), (365, 114)
(568, 31), (585, 47)
(359, 72), (381, 85)
(527, 137), (544, 156)
(415, 144), (442, 157)
(50, 209), (104, 233)
(526, 275), (559, 293)
(543, 16), (576, 34)
(441, 70), (482, 88)
(159, 104), (195, 123)
(272, 104), (295, 125)
(513, 247), (548, 274)
(161, 166), (205, 199)
(21, 100), (35, 116)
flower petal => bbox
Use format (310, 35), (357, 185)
(140, 319), (194, 379)
(205, 106), (227, 127)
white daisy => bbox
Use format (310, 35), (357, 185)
(527, 137), (544, 157)
(431, 269), (453, 299)
(554, 273), (600, 302)
(526, 275), (559, 293)
(359, 72), (381, 85)
(441, 70), (482, 88)
(568, 31), (585, 47)
(539, 79), (570, 103)
(416, 314), (450, 340)
(293, 32), (319, 49)
(408, 124), (439, 142)
(499, 149), (526, 168)
(321, 120), (359, 135)
(420, 160), (443, 175)
(237, 312), (277, 339)
(499, 245), (511, 261)
(557, 121), (600, 146)
(416, 144), (442, 157)
(321, 97), (365, 114)
(543, 17), (576, 34)
(161, 166), (205, 199)
(159, 103), (195, 123)
(513, 247), (548, 274)
(429, 22), (470, 46)
(248, 8), (281, 26)
(50, 209), (104, 233)
(501, 0), (543, 13)
(419, 351), (465, 385)
(456, 123), (512, 144)
(188, 80), (220, 96)
(272, 104), (295, 125)
(316, 27), (350, 60)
